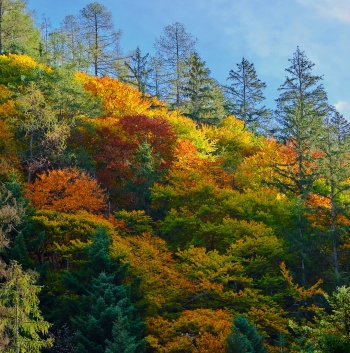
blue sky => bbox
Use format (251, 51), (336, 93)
(27, 0), (350, 118)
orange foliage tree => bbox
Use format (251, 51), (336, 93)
(26, 168), (107, 214)
(146, 309), (232, 353)
(69, 114), (177, 211)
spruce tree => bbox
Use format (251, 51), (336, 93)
(65, 227), (145, 353)
(183, 51), (226, 124)
(227, 315), (267, 353)
(226, 57), (270, 134)
(274, 47), (329, 284)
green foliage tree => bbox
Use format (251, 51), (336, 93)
(0, 0), (40, 56)
(226, 57), (270, 134)
(62, 227), (145, 352)
(183, 51), (226, 124)
(0, 260), (53, 353)
(227, 315), (267, 353)
(274, 47), (329, 284)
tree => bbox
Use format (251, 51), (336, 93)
(124, 46), (152, 95)
(226, 57), (270, 134)
(154, 22), (197, 108)
(64, 227), (145, 353)
(0, 260), (53, 353)
(79, 2), (122, 76)
(25, 168), (107, 214)
(311, 109), (350, 279)
(14, 81), (69, 183)
(227, 315), (267, 353)
(183, 51), (226, 124)
(0, 180), (25, 249)
(0, 0), (40, 56)
(274, 47), (329, 284)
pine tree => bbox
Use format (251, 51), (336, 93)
(226, 57), (270, 134)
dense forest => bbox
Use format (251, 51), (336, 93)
(1, 1), (350, 352)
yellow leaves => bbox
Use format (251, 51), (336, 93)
(75, 73), (152, 117)
(146, 309), (232, 353)
(110, 233), (194, 315)
(177, 246), (250, 292)
(0, 54), (51, 86)
(280, 262), (325, 301)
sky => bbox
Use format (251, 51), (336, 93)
(27, 0), (350, 118)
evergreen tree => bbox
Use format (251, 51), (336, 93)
(274, 47), (329, 284)
(61, 227), (145, 353)
(183, 51), (226, 124)
(227, 315), (267, 353)
(154, 22), (197, 108)
(226, 57), (271, 134)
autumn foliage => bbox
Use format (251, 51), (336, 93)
(26, 168), (107, 214)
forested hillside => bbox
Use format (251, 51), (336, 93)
(1, 1), (350, 353)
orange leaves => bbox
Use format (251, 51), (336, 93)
(26, 168), (107, 214)
(280, 262), (325, 301)
(146, 309), (232, 353)
(75, 73), (153, 117)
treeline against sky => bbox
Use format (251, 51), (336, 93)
(1, 1), (350, 353)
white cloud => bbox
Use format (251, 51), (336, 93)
(334, 100), (350, 119)
(297, 0), (350, 23)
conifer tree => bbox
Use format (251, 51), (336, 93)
(79, 2), (122, 77)
(63, 227), (145, 353)
(183, 51), (226, 124)
(124, 46), (152, 95)
(0, 0), (40, 56)
(227, 315), (267, 353)
(274, 47), (329, 284)
(226, 57), (270, 134)
(317, 109), (350, 278)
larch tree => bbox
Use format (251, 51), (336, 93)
(0, 0), (40, 56)
(79, 2), (122, 77)
(0, 261), (53, 353)
(274, 47), (329, 285)
(226, 57), (270, 134)
(124, 46), (152, 95)
(154, 22), (197, 108)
